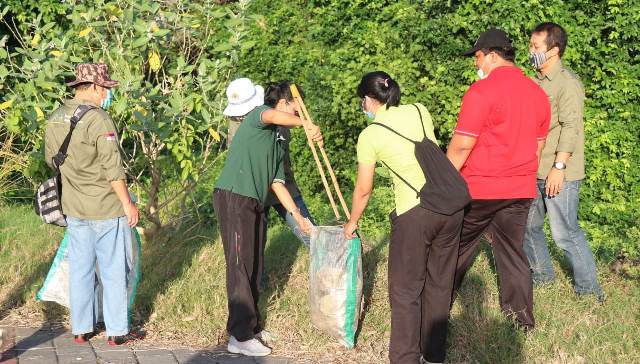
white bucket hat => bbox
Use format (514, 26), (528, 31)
(223, 78), (265, 117)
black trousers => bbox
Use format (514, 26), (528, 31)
(388, 205), (463, 364)
(213, 189), (266, 341)
(453, 198), (535, 329)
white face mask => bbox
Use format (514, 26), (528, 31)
(476, 54), (492, 80)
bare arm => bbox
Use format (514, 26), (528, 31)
(344, 163), (375, 238)
(261, 109), (323, 144)
(446, 134), (477, 171)
(271, 182), (311, 234)
(110, 180), (138, 226)
(545, 151), (571, 197)
(262, 109), (303, 127)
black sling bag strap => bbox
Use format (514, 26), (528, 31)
(35, 104), (97, 226)
(371, 104), (471, 215)
(52, 104), (97, 169)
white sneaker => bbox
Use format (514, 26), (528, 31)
(420, 356), (442, 364)
(255, 329), (277, 343)
(227, 336), (272, 357)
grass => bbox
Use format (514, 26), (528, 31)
(1, 203), (639, 363)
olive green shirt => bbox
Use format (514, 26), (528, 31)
(534, 60), (586, 181)
(44, 99), (126, 219)
(227, 118), (301, 207)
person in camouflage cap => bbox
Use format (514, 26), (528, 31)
(44, 63), (144, 346)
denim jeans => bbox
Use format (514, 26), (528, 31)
(67, 216), (130, 336)
(523, 179), (603, 296)
(268, 195), (314, 248)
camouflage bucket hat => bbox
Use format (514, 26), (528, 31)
(66, 63), (119, 88)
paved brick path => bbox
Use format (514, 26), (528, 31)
(0, 327), (298, 364)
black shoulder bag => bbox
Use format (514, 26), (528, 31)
(34, 105), (96, 226)
(371, 104), (471, 215)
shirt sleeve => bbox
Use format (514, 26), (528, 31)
(455, 86), (489, 138)
(537, 89), (552, 141)
(44, 123), (56, 169)
(417, 103), (438, 145)
(356, 129), (377, 165)
(273, 153), (286, 184)
(88, 111), (127, 182)
(556, 78), (584, 153)
(243, 105), (271, 130)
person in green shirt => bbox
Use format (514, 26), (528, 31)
(524, 22), (603, 300)
(226, 81), (315, 248)
(343, 71), (463, 364)
(213, 78), (321, 357)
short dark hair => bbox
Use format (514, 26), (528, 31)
(481, 46), (516, 62)
(264, 81), (305, 107)
(356, 71), (400, 109)
(532, 22), (567, 57)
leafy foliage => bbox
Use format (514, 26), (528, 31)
(238, 0), (640, 262)
(0, 0), (256, 227)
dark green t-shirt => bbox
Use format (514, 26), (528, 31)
(215, 105), (286, 204)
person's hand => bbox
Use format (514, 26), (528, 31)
(305, 123), (323, 146)
(545, 168), (565, 197)
(123, 201), (139, 227)
(343, 220), (358, 239)
(294, 213), (312, 236)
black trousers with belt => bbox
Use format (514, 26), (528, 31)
(452, 198), (535, 329)
(213, 189), (265, 341)
(388, 205), (463, 364)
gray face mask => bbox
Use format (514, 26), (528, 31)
(529, 51), (547, 69)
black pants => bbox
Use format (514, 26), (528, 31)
(388, 205), (463, 364)
(453, 198), (535, 329)
(213, 189), (265, 341)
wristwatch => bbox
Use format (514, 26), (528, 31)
(552, 161), (567, 170)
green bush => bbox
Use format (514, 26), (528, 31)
(0, 0), (256, 227)
(237, 0), (640, 262)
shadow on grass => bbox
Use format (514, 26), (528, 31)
(135, 222), (219, 325)
(0, 259), (54, 322)
(0, 233), (67, 361)
(259, 226), (302, 324)
(449, 273), (525, 363)
(355, 234), (388, 344)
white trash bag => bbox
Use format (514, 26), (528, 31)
(309, 226), (363, 349)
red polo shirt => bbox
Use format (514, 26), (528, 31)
(455, 66), (551, 199)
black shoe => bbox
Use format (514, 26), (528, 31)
(73, 332), (95, 344)
(107, 329), (146, 346)
(95, 321), (106, 333)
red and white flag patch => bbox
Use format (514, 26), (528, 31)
(104, 131), (116, 141)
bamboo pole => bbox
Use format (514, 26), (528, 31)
(290, 84), (341, 221)
(290, 85), (351, 221)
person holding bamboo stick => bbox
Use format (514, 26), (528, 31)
(214, 77), (321, 357)
(343, 71), (464, 364)
(227, 81), (316, 248)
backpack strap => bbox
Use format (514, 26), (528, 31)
(378, 159), (420, 198)
(53, 104), (97, 169)
(412, 104), (427, 139)
(370, 104), (430, 197)
(370, 122), (416, 144)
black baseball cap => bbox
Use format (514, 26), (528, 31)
(463, 27), (513, 56)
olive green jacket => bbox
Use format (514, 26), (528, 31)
(44, 99), (126, 219)
(534, 60), (586, 181)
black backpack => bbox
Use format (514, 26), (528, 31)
(372, 104), (471, 216)
(34, 104), (97, 226)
